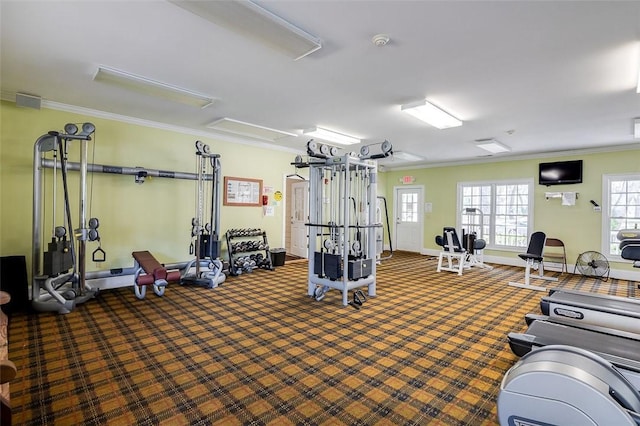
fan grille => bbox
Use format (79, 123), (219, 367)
(574, 251), (610, 281)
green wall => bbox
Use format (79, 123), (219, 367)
(3, 100), (639, 278)
(383, 150), (640, 270)
(0, 101), (297, 273)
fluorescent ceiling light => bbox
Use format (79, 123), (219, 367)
(400, 100), (462, 129)
(393, 152), (424, 162)
(634, 118), (640, 139)
(94, 66), (215, 108)
(207, 117), (297, 141)
(303, 127), (361, 145)
(168, 0), (322, 61)
(474, 138), (511, 154)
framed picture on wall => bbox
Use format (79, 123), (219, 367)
(224, 176), (263, 206)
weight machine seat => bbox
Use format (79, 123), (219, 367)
(438, 227), (464, 252)
(132, 251), (181, 286)
(435, 234), (486, 251)
(517, 231), (546, 263)
(508, 231), (558, 291)
(621, 240), (640, 267)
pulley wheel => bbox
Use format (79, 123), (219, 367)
(329, 146), (339, 156)
(54, 226), (66, 238)
(64, 123), (78, 135)
(88, 217), (99, 229)
(360, 145), (370, 156)
(320, 144), (330, 155)
(82, 122), (96, 134)
(381, 140), (392, 154)
(195, 140), (204, 153)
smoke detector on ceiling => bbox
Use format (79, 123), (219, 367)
(372, 34), (390, 46)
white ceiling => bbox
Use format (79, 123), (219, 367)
(2, 1), (639, 168)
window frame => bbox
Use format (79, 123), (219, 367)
(457, 178), (534, 251)
(601, 173), (640, 260)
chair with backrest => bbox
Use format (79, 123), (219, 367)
(543, 238), (567, 273)
(436, 227), (468, 275)
(508, 231), (559, 291)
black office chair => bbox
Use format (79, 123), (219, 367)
(508, 231), (558, 291)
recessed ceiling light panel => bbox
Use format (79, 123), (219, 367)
(168, 0), (322, 60)
(207, 118), (297, 141)
(303, 127), (361, 145)
(393, 151), (424, 162)
(94, 66), (215, 108)
(401, 100), (462, 129)
(474, 138), (511, 154)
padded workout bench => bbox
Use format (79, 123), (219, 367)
(132, 251), (181, 300)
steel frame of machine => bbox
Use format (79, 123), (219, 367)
(305, 154), (378, 306)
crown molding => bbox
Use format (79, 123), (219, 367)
(382, 143), (640, 172)
(0, 92), (304, 156)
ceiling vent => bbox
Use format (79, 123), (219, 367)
(16, 92), (41, 110)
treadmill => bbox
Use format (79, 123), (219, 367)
(541, 288), (640, 334)
(508, 316), (640, 388)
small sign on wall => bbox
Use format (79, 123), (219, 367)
(401, 176), (415, 184)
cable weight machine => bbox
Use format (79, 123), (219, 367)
(181, 141), (226, 289)
(32, 123), (101, 314)
(298, 140), (391, 306)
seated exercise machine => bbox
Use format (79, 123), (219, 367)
(132, 251), (181, 299)
(435, 208), (492, 275)
(508, 231), (558, 292)
(435, 228), (492, 275)
(459, 207), (492, 269)
(435, 227), (468, 275)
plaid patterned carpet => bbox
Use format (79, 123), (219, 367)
(7, 252), (637, 425)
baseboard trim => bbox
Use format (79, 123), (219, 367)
(421, 248), (640, 282)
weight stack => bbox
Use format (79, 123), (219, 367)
(314, 252), (342, 280)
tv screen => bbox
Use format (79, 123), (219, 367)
(539, 160), (583, 186)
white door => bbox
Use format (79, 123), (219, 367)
(394, 186), (423, 252)
(290, 180), (309, 258)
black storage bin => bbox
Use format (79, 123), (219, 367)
(0, 255), (31, 314)
(270, 249), (286, 267)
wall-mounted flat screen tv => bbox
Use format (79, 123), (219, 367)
(539, 160), (583, 186)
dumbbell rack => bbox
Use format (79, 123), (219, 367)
(226, 228), (273, 276)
